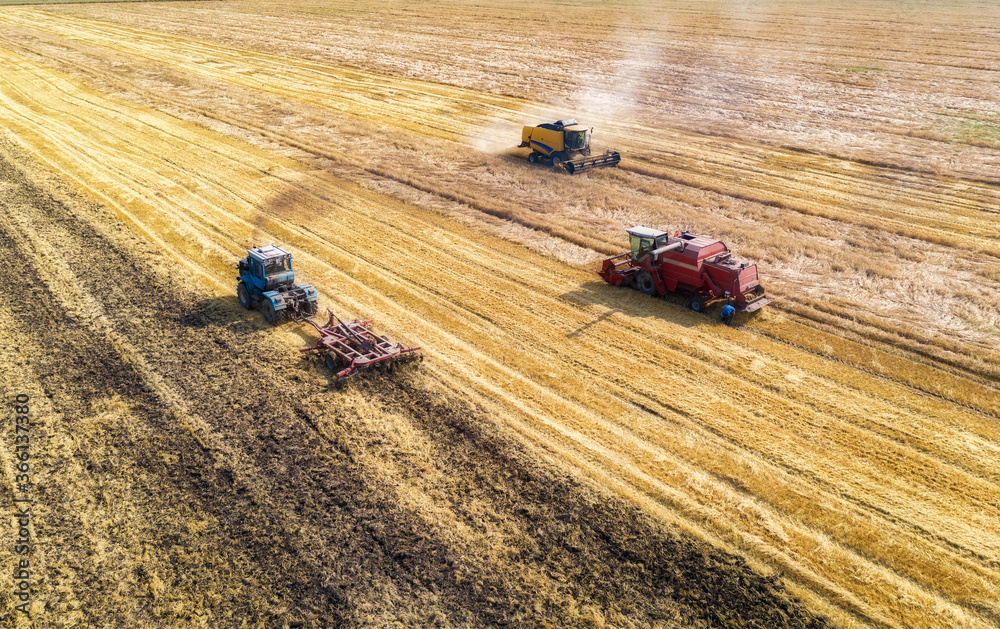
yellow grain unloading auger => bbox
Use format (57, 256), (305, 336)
(519, 119), (620, 174)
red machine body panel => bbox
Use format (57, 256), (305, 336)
(598, 226), (772, 313)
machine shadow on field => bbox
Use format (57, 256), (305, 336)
(178, 295), (276, 335)
(179, 296), (346, 353)
(562, 281), (716, 334)
(176, 294), (407, 391)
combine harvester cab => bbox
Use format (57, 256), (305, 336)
(519, 118), (620, 174)
(598, 226), (772, 313)
(237, 245), (319, 324)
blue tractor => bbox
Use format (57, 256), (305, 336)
(237, 245), (319, 324)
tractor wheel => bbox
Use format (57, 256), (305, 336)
(635, 270), (658, 296)
(551, 152), (565, 166)
(237, 282), (252, 309)
(689, 295), (706, 312)
(528, 152), (538, 164)
(261, 300), (279, 325)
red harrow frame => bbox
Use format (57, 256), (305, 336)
(301, 310), (421, 379)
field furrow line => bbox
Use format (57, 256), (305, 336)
(2, 7), (999, 627)
(625, 147), (1000, 252)
(228, 165), (1000, 613)
(7, 8), (997, 378)
(0, 10), (531, 143)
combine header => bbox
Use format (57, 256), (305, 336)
(237, 246), (421, 380)
(519, 119), (620, 174)
(562, 151), (622, 174)
(598, 226), (772, 313)
(301, 311), (421, 379)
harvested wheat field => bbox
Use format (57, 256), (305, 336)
(0, 1), (998, 628)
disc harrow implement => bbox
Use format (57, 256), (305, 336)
(301, 310), (421, 379)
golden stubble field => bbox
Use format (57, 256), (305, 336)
(0, 1), (998, 628)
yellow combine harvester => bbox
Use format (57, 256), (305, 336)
(519, 119), (621, 174)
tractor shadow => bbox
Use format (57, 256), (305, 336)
(178, 296), (374, 389)
(562, 281), (724, 335)
(178, 295), (278, 335)
(181, 298), (341, 351)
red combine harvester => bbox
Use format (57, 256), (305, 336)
(598, 226), (772, 313)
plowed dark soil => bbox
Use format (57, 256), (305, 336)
(3, 2), (999, 627)
(0, 141), (827, 628)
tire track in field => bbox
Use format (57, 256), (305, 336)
(1, 32), (999, 629)
(269, 178), (1000, 619)
(6, 8), (1000, 255)
(747, 323), (999, 424)
(0, 125), (831, 629)
(0, 9), (522, 143)
(4, 6), (997, 386)
(1, 41), (992, 624)
(624, 141), (1000, 252)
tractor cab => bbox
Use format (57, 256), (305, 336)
(241, 245), (295, 291)
(237, 245), (319, 324)
(627, 226), (670, 261)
